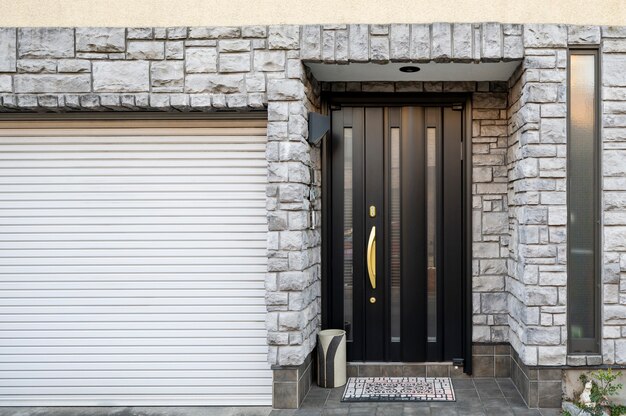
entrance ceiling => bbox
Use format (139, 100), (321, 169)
(305, 61), (521, 82)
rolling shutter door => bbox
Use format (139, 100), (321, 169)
(0, 118), (271, 406)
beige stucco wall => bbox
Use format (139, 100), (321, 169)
(0, 0), (624, 27)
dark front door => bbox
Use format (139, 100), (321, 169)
(329, 105), (465, 362)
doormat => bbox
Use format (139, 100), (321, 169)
(341, 377), (456, 402)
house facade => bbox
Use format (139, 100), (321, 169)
(0, 4), (625, 410)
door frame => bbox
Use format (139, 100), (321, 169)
(319, 92), (474, 374)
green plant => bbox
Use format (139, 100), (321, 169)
(577, 369), (625, 416)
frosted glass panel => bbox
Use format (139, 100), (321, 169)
(343, 128), (354, 342)
(426, 127), (437, 343)
(390, 127), (401, 343)
(568, 53), (597, 352)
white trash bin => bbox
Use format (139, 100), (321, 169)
(317, 329), (347, 388)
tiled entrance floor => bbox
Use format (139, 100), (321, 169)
(270, 378), (561, 416)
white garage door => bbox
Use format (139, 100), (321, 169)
(0, 118), (271, 406)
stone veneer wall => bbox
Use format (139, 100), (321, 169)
(1, 23), (626, 373)
(506, 25), (570, 366)
(471, 84), (511, 344)
(0, 23), (523, 370)
(601, 26), (626, 365)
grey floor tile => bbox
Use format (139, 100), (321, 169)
(345, 408), (374, 416)
(457, 409), (487, 416)
(480, 398), (509, 408)
(495, 379), (516, 389)
(430, 402), (458, 408)
(375, 404), (405, 415)
(456, 390), (480, 400)
(301, 389), (331, 409)
(452, 379), (476, 390)
(505, 395), (528, 408)
(510, 408), (541, 416)
(430, 407), (459, 416)
(403, 406), (432, 416)
(270, 410), (299, 416)
(321, 408), (350, 416)
(484, 410), (514, 416)
(403, 402), (432, 410)
(478, 388), (504, 400)
(473, 379), (499, 389)
(280, 378), (553, 416)
(295, 410), (323, 416)
(484, 408), (514, 416)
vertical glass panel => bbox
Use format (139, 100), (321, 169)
(343, 128), (354, 342)
(390, 127), (401, 343)
(426, 127), (437, 343)
(568, 53), (597, 352)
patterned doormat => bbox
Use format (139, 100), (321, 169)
(342, 377), (456, 402)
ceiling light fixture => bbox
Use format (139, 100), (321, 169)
(399, 65), (421, 73)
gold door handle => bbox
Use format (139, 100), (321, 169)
(367, 226), (376, 290)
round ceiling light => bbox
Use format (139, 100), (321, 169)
(399, 65), (421, 73)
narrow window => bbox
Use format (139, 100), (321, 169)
(343, 128), (353, 342)
(390, 127), (401, 343)
(567, 49), (600, 354)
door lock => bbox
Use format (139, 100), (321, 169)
(369, 205), (376, 218)
(369, 297), (376, 304)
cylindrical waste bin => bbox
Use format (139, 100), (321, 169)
(317, 329), (347, 388)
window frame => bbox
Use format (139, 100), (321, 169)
(566, 47), (602, 355)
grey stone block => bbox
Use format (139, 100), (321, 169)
(523, 24), (567, 47)
(254, 50), (285, 72)
(453, 23), (473, 62)
(602, 26), (626, 38)
(165, 41), (184, 59)
(370, 24), (389, 35)
(604, 54), (626, 86)
(153, 28), (167, 40)
(348, 24), (369, 62)
(389, 24), (410, 61)
(410, 24), (430, 61)
(17, 59), (56, 73)
(151, 61), (184, 92)
(14, 74), (91, 93)
(57, 59), (91, 73)
(482, 23), (502, 61)
(370, 36), (389, 62)
(503, 35), (524, 60)
(185, 48), (217, 73)
(188, 27), (241, 39)
(127, 28), (153, 40)
(268, 25), (300, 50)
(166, 27), (188, 39)
(267, 78), (305, 101)
(0, 28), (16, 72)
(0, 75), (12, 93)
(321, 30), (335, 62)
(300, 25), (321, 61)
(242, 26), (267, 38)
(126, 41), (165, 60)
(184, 73), (244, 93)
(219, 52), (251, 73)
(76, 28), (125, 52)
(18, 28), (74, 58)
(335, 30), (348, 63)
(218, 39), (251, 52)
(431, 23), (452, 62)
(568, 25), (601, 44)
(93, 61), (150, 92)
